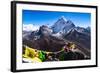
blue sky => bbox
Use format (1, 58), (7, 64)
(22, 10), (91, 28)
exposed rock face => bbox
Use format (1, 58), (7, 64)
(23, 35), (65, 52)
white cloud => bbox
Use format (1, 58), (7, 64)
(23, 24), (39, 31)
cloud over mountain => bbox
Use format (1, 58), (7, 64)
(23, 24), (39, 31)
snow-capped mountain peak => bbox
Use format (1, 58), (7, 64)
(60, 16), (67, 21)
(51, 16), (75, 33)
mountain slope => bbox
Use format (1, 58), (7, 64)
(23, 35), (65, 52)
(64, 28), (91, 57)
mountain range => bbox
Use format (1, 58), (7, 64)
(23, 16), (91, 58)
